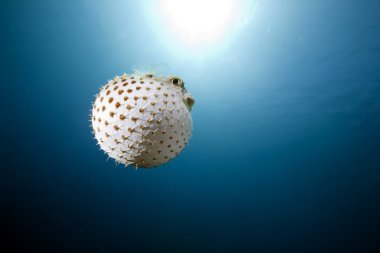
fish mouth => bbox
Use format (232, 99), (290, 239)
(183, 93), (195, 112)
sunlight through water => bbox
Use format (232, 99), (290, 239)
(144, 0), (256, 59)
(162, 0), (237, 43)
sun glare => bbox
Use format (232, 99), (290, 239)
(161, 0), (239, 43)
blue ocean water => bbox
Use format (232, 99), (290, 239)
(1, 0), (380, 252)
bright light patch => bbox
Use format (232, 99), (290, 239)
(162, 0), (238, 43)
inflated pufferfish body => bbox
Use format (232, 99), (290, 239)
(91, 73), (195, 169)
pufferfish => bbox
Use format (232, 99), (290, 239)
(91, 73), (195, 169)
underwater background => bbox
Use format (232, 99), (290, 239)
(1, 0), (380, 252)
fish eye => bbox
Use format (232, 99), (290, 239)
(170, 77), (184, 88)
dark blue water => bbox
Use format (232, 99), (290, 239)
(1, 0), (380, 252)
